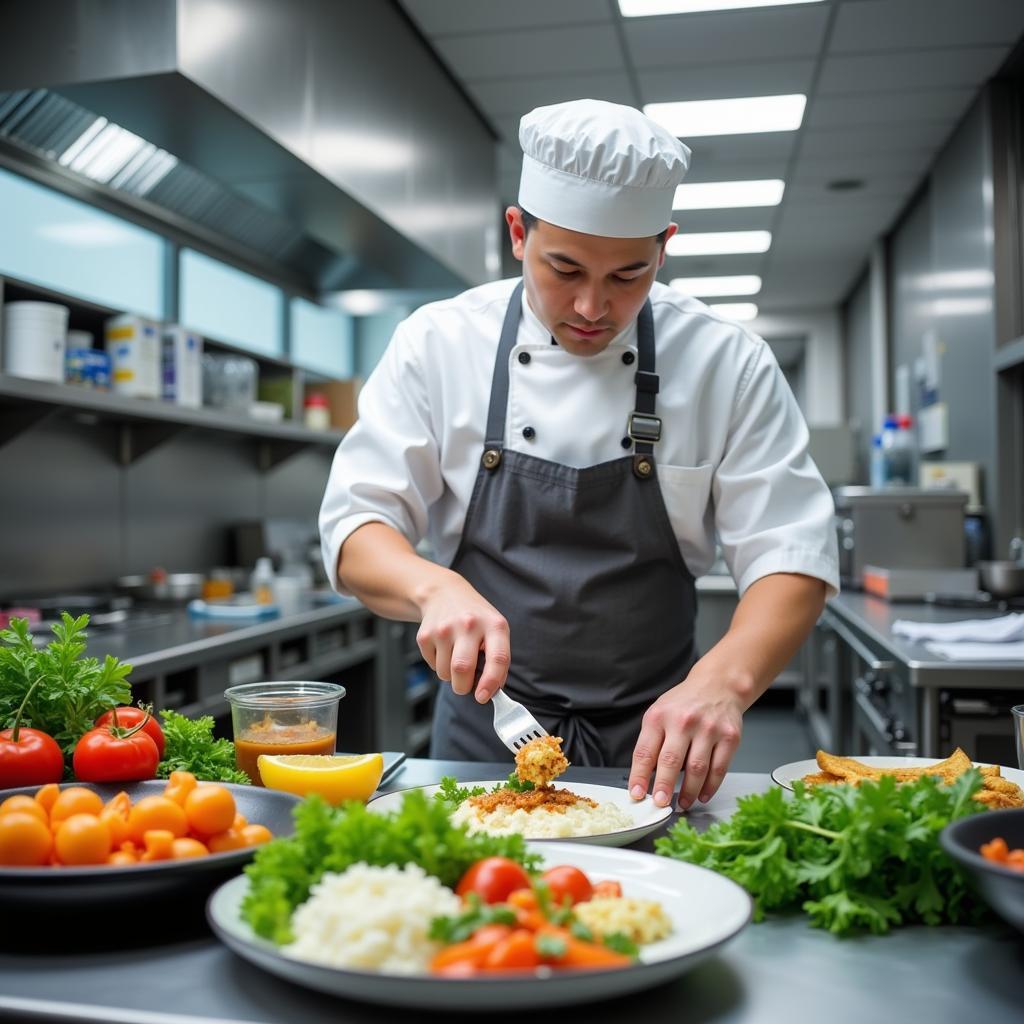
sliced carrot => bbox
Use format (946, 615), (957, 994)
(981, 837), (1009, 862)
(559, 938), (632, 969)
(507, 888), (538, 911)
(430, 931), (511, 972)
(483, 930), (541, 970)
(592, 880), (623, 900)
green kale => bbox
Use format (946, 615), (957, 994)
(241, 789), (543, 945)
(156, 709), (249, 784)
(655, 770), (990, 936)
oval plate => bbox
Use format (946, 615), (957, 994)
(367, 781), (672, 847)
(0, 780), (300, 909)
(207, 841), (751, 1011)
(771, 756), (1024, 791)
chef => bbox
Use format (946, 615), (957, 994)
(320, 99), (839, 810)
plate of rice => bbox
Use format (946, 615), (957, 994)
(367, 780), (672, 847)
(207, 841), (752, 1010)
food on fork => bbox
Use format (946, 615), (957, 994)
(514, 735), (569, 788)
(799, 748), (1024, 808)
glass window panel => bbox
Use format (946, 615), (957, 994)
(0, 168), (163, 318)
(180, 248), (282, 356)
(290, 298), (354, 378)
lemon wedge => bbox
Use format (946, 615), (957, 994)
(257, 753), (385, 804)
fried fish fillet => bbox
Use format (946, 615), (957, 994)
(514, 735), (570, 788)
(801, 771), (845, 785)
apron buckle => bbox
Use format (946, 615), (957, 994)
(627, 411), (662, 444)
(633, 455), (654, 478)
(482, 448), (502, 470)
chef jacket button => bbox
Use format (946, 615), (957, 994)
(523, 426), (536, 440)
(622, 351), (635, 365)
(518, 351), (531, 364)
(621, 436), (632, 449)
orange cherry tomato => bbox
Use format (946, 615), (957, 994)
(107, 849), (139, 866)
(128, 796), (188, 841)
(34, 783), (60, 817)
(239, 823), (273, 847)
(206, 828), (247, 854)
(0, 810), (53, 866)
(50, 787), (104, 825)
(54, 813), (111, 865)
(164, 770), (198, 806)
(232, 813), (248, 830)
(99, 806), (132, 848)
(0, 794), (48, 824)
(183, 785), (236, 836)
(141, 829), (175, 861)
(171, 837), (209, 859)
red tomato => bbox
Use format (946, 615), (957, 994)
(95, 708), (165, 757)
(455, 857), (532, 904)
(73, 723), (160, 783)
(0, 726), (65, 789)
(540, 865), (594, 906)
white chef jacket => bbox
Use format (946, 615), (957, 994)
(319, 277), (839, 598)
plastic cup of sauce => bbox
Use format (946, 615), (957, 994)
(225, 681), (345, 785)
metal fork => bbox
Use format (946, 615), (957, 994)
(491, 689), (549, 754)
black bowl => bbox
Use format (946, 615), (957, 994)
(940, 808), (1024, 932)
(0, 779), (300, 911)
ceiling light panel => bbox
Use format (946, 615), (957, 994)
(670, 275), (762, 297)
(645, 94), (806, 137)
(674, 179), (785, 210)
(667, 230), (772, 255)
(620, 1), (823, 15)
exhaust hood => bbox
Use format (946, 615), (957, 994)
(0, 0), (500, 296)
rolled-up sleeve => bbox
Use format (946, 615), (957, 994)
(713, 341), (840, 597)
(318, 323), (443, 592)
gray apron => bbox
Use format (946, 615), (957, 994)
(430, 281), (698, 767)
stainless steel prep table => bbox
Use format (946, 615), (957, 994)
(0, 759), (1019, 1024)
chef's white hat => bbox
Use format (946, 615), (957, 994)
(518, 99), (691, 238)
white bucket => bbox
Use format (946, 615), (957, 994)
(2, 301), (69, 382)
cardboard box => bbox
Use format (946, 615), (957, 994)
(308, 379), (362, 431)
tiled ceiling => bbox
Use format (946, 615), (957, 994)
(398, 0), (1024, 312)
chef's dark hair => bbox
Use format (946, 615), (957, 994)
(518, 207), (669, 244)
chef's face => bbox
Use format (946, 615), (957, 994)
(506, 206), (676, 357)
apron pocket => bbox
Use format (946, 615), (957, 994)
(656, 462), (715, 573)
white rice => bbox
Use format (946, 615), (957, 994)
(450, 799), (633, 839)
(284, 862), (461, 974)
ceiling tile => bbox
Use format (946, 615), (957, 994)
(831, 0), (1024, 53)
(661, 253), (767, 277)
(817, 47), (1009, 95)
(433, 25), (622, 81)
(468, 72), (635, 117)
(682, 158), (792, 183)
(806, 89), (976, 129)
(800, 120), (952, 157)
(672, 208), (778, 233)
(623, 5), (828, 67)
(687, 132), (798, 166)
(399, 0), (610, 37)
(794, 149), (934, 181)
(638, 60), (815, 104)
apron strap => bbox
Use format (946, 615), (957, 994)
(481, 280), (525, 469)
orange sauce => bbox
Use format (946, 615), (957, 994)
(234, 716), (336, 785)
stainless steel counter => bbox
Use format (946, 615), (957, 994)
(0, 759), (1018, 1024)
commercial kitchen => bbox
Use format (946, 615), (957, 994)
(1, 2), (1023, 1022)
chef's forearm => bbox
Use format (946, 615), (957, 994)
(692, 573), (826, 705)
(337, 522), (458, 622)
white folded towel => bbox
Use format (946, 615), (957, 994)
(892, 613), (1024, 644)
(925, 640), (1024, 662)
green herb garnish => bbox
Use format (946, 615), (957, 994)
(535, 933), (568, 958)
(156, 709), (249, 784)
(434, 771), (535, 808)
(655, 770), (989, 936)
(602, 931), (640, 957)
(429, 893), (518, 943)
(0, 613), (132, 769)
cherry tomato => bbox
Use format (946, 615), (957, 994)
(54, 813), (111, 865)
(206, 828), (247, 854)
(540, 865), (593, 906)
(170, 837), (209, 859)
(455, 857), (532, 904)
(239, 823), (273, 847)
(0, 811), (53, 866)
(128, 796), (188, 841)
(0, 795), (48, 824)
(95, 707), (165, 757)
(183, 785), (236, 836)
(591, 879), (623, 900)
(73, 721), (160, 783)
(50, 786), (104, 824)
(0, 726), (64, 789)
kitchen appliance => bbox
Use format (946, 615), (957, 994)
(978, 560), (1024, 599)
(861, 566), (978, 602)
(833, 486), (968, 589)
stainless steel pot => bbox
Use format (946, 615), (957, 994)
(978, 561), (1024, 599)
(115, 573), (205, 602)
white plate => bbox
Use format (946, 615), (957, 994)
(207, 841), (751, 1010)
(772, 756), (1024, 791)
(366, 781), (672, 847)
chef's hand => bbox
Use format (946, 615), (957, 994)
(416, 575), (511, 703)
(627, 674), (743, 811)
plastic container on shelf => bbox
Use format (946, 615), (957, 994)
(303, 392), (330, 431)
(869, 434), (885, 488)
(880, 414), (915, 486)
(250, 556), (276, 605)
(2, 300), (69, 382)
(202, 353), (257, 414)
(65, 347), (112, 389)
(162, 325), (203, 408)
(105, 314), (161, 399)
